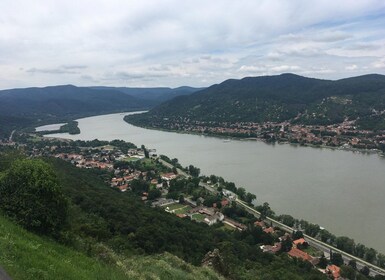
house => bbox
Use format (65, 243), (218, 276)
(152, 198), (175, 207)
(204, 212), (224, 226)
(260, 243), (281, 254)
(288, 248), (313, 262)
(223, 217), (247, 231)
(293, 238), (308, 247)
(254, 220), (265, 228)
(263, 227), (275, 234)
(222, 190), (236, 200)
(213, 199), (229, 208)
(161, 173), (177, 181)
(326, 265), (341, 279)
(118, 184), (128, 192)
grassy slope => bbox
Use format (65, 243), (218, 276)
(0, 215), (221, 280)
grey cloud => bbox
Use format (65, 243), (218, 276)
(62, 65), (88, 70)
(26, 67), (78, 74)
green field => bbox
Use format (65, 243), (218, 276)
(174, 205), (192, 215)
(165, 203), (184, 211)
(191, 213), (206, 222)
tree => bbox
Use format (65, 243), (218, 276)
(245, 192), (256, 204)
(360, 266), (370, 276)
(336, 236), (355, 254)
(318, 254), (328, 269)
(331, 253), (344, 266)
(236, 187), (246, 200)
(292, 230), (304, 240)
(188, 165), (200, 177)
(259, 202), (272, 219)
(365, 248), (377, 263)
(348, 259), (357, 270)
(0, 159), (68, 235)
(147, 189), (161, 200)
(341, 265), (356, 280)
(280, 236), (293, 252)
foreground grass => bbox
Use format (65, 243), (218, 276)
(0, 215), (222, 280)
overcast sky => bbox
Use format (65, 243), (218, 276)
(1, 0), (385, 89)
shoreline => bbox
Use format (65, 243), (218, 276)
(123, 119), (385, 157)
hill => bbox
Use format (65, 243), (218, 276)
(91, 86), (204, 103)
(0, 149), (328, 280)
(0, 214), (222, 280)
(126, 73), (385, 129)
(0, 85), (150, 119)
(0, 85), (201, 138)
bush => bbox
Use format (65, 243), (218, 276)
(0, 159), (68, 235)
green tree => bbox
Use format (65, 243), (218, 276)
(236, 187), (246, 200)
(336, 236), (355, 254)
(348, 259), (357, 269)
(245, 192), (256, 204)
(360, 266), (370, 277)
(365, 248), (377, 263)
(318, 254), (328, 269)
(331, 252), (344, 266)
(0, 159), (68, 235)
(341, 265), (356, 280)
(147, 189), (161, 200)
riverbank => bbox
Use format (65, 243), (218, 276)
(123, 117), (385, 157)
(32, 111), (385, 254)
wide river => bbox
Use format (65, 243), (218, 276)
(46, 111), (385, 254)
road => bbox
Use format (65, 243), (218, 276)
(8, 130), (15, 142)
(157, 158), (385, 277)
(158, 158), (191, 178)
(235, 199), (385, 277)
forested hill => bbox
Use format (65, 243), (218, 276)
(127, 73), (385, 128)
(0, 85), (149, 118)
(0, 85), (202, 138)
(91, 86), (204, 103)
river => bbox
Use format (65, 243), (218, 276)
(44, 111), (385, 254)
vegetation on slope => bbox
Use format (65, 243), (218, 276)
(126, 73), (385, 129)
(0, 215), (221, 280)
(0, 150), (327, 279)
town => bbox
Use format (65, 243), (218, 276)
(143, 117), (385, 154)
(3, 131), (385, 280)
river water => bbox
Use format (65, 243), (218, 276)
(44, 111), (385, 254)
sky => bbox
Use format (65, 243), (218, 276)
(1, 0), (385, 89)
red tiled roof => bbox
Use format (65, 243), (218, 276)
(288, 248), (313, 262)
(263, 227), (275, 234)
(326, 265), (340, 279)
(293, 238), (307, 246)
(254, 221), (265, 228)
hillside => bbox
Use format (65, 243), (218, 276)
(0, 85), (150, 119)
(92, 86), (204, 103)
(0, 148), (328, 280)
(0, 85), (201, 139)
(0, 214), (222, 280)
(126, 73), (385, 129)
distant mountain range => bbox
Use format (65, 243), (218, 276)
(0, 85), (202, 137)
(126, 73), (385, 130)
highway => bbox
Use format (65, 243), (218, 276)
(235, 199), (385, 277)
(158, 158), (385, 277)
